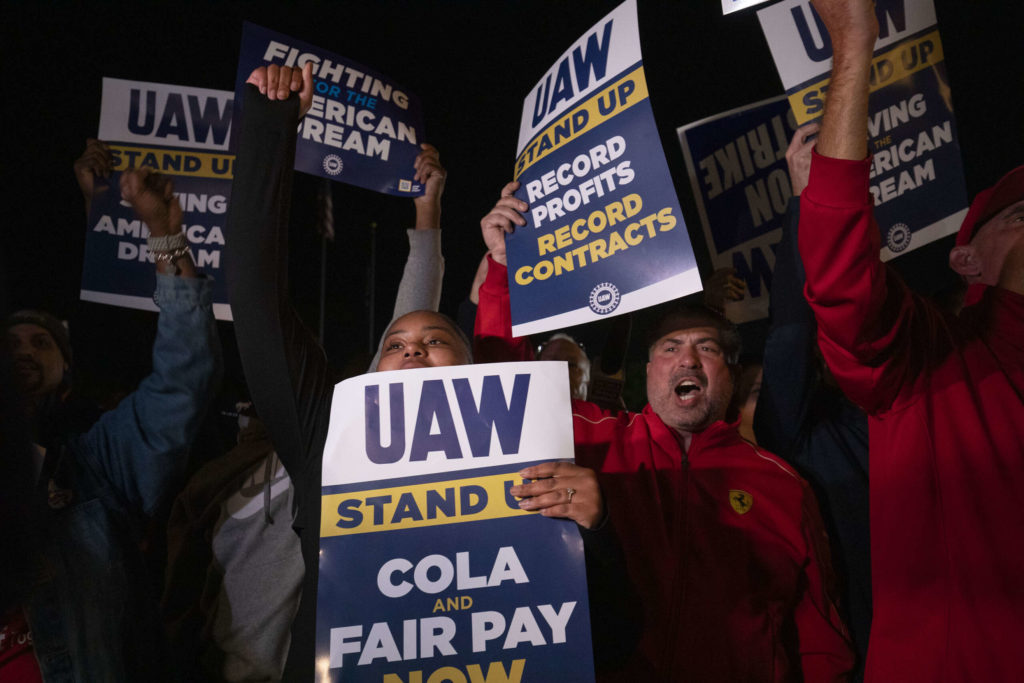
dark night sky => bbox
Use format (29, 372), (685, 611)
(4, 1), (1023, 408)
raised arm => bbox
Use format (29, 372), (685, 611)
(368, 144), (447, 371)
(474, 181), (534, 362)
(798, 0), (944, 413)
(225, 64), (335, 480)
(79, 169), (221, 514)
(755, 124), (819, 454)
(810, 0), (876, 162)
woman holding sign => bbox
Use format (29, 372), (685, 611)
(227, 63), (620, 682)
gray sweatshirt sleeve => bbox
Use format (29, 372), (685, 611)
(367, 227), (444, 371)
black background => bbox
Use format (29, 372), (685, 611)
(4, 0), (1022, 410)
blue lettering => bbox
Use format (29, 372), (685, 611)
(426, 488), (456, 519)
(212, 157), (233, 175)
(531, 74), (552, 127)
(460, 485), (487, 515)
(187, 95), (232, 146)
(410, 380), (463, 461)
(365, 495), (392, 524)
(347, 90), (370, 106)
(365, 384), (406, 464)
(155, 93), (189, 140)
(876, 0), (906, 40)
(571, 19), (613, 91)
(162, 154), (181, 172)
(503, 480), (525, 510)
(453, 374), (531, 458)
(128, 89), (156, 135)
(548, 59), (575, 113)
(336, 499), (363, 528)
(803, 89), (825, 116)
(732, 246), (774, 298)
(793, 0), (904, 63)
(391, 492), (424, 523)
(791, 5), (831, 62)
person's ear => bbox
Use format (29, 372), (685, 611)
(949, 245), (981, 281)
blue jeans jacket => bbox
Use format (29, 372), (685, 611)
(25, 275), (221, 682)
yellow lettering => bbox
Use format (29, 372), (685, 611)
(554, 225), (572, 250)
(587, 239), (608, 262)
(624, 222), (644, 245)
(657, 206), (677, 231)
(533, 260), (554, 281)
(622, 193), (643, 218)
(515, 266), (534, 285)
(606, 230), (629, 256)
(570, 218), (588, 242)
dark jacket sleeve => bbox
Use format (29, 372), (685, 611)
(225, 86), (334, 489)
(754, 197), (816, 456)
(580, 515), (643, 674)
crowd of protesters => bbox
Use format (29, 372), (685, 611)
(3, 0), (1023, 681)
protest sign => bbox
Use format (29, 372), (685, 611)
(315, 362), (594, 681)
(508, 0), (701, 337)
(758, 0), (968, 260)
(678, 97), (798, 322)
(236, 22), (426, 197)
(81, 78), (234, 320)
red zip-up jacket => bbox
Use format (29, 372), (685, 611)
(800, 152), (1024, 682)
(476, 258), (853, 681)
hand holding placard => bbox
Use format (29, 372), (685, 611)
(245, 62), (314, 117)
(480, 181), (528, 266)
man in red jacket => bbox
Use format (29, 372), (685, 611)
(799, 1), (1024, 680)
(481, 184), (853, 681)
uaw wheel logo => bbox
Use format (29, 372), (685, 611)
(887, 223), (911, 253)
(589, 282), (621, 315)
(322, 154), (344, 176)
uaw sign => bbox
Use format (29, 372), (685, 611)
(81, 78), (234, 319)
(757, 0), (968, 260)
(315, 361), (594, 682)
(235, 22), (426, 197)
(507, 0), (701, 336)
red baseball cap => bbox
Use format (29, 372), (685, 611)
(956, 164), (1024, 246)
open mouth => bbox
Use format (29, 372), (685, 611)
(13, 360), (40, 377)
(674, 380), (702, 399)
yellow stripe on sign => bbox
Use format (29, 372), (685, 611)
(320, 472), (535, 537)
(789, 30), (945, 125)
(110, 144), (235, 179)
(514, 66), (650, 180)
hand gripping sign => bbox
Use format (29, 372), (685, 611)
(315, 362), (594, 682)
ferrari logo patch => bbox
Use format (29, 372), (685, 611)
(729, 489), (753, 515)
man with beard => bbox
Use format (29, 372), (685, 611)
(3, 167), (221, 681)
(478, 184), (853, 681)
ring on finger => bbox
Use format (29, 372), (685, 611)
(566, 487), (576, 503)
